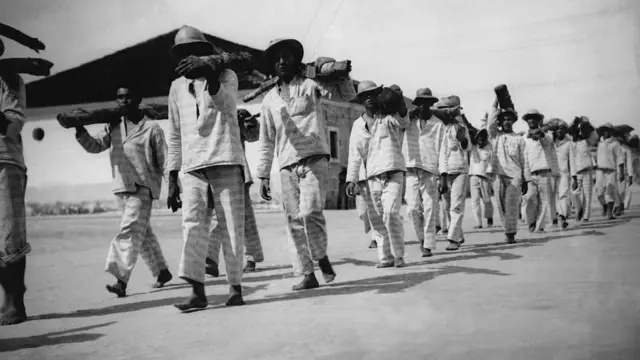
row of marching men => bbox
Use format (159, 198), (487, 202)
(345, 81), (637, 269)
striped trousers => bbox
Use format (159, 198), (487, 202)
(356, 180), (383, 243)
(368, 171), (405, 262)
(470, 174), (494, 227)
(404, 168), (439, 250)
(436, 188), (451, 230)
(523, 171), (556, 231)
(179, 165), (245, 285)
(492, 174), (522, 235)
(596, 169), (620, 206)
(573, 169), (594, 220)
(446, 173), (469, 242)
(618, 178), (632, 209)
(208, 183), (264, 263)
(0, 164), (30, 267)
(105, 186), (168, 283)
(556, 173), (572, 218)
(280, 155), (329, 277)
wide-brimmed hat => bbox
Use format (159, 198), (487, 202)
(598, 122), (614, 130)
(412, 88), (438, 105)
(264, 38), (304, 66)
(350, 80), (383, 103)
(170, 25), (215, 58)
(435, 95), (461, 109)
(545, 117), (568, 129)
(522, 109), (544, 121)
(389, 84), (403, 96)
(615, 124), (634, 134)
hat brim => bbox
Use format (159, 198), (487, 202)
(350, 85), (383, 103)
(264, 39), (304, 66)
(522, 113), (544, 121)
(412, 96), (439, 106)
(498, 109), (518, 119)
(170, 40), (215, 58)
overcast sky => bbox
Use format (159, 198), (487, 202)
(2, 0), (640, 188)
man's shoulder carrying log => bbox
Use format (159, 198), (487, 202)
(241, 56), (352, 103)
(56, 52), (250, 128)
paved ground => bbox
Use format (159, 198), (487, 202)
(1, 194), (640, 359)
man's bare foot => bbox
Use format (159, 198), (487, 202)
(152, 269), (172, 288)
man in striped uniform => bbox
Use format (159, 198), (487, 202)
(346, 81), (409, 268)
(594, 123), (622, 220)
(166, 25), (247, 310)
(75, 84), (173, 298)
(435, 96), (471, 250)
(402, 88), (446, 257)
(205, 109), (264, 275)
(522, 109), (558, 233)
(569, 118), (598, 222)
(614, 125), (634, 215)
(469, 129), (494, 229)
(487, 100), (530, 244)
(553, 120), (572, 228)
(257, 39), (355, 291)
(0, 73), (30, 325)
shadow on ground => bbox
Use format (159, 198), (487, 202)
(30, 284), (268, 321)
(0, 322), (116, 352)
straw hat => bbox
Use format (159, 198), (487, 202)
(412, 88), (438, 105)
(264, 38), (304, 65)
(351, 80), (383, 103)
(170, 25), (215, 58)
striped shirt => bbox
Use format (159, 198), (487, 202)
(570, 139), (595, 175)
(524, 132), (558, 174)
(166, 69), (245, 174)
(0, 74), (26, 170)
(596, 137), (621, 171)
(402, 116), (446, 175)
(347, 114), (408, 182)
(555, 138), (573, 175)
(76, 117), (166, 199)
(486, 108), (531, 182)
(439, 123), (471, 175)
(619, 144), (634, 177)
(256, 75), (355, 179)
(469, 143), (493, 178)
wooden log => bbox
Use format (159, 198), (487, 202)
(0, 23), (45, 53)
(57, 103), (169, 128)
(0, 58), (54, 76)
(242, 58), (352, 103)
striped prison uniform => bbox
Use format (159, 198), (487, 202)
(486, 107), (531, 235)
(347, 114), (408, 263)
(618, 144), (633, 209)
(402, 115), (446, 250)
(523, 132), (557, 231)
(76, 117), (169, 283)
(0, 74), (30, 267)
(167, 70), (247, 285)
(570, 139), (596, 220)
(469, 143), (494, 227)
(595, 137), (622, 206)
(555, 138), (573, 218)
(208, 109), (264, 263)
(439, 123), (471, 242)
(257, 75), (355, 276)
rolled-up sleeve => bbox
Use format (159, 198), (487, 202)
(203, 69), (237, 113)
(1, 75), (26, 139)
(166, 85), (182, 172)
(256, 104), (276, 179)
(76, 125), (111, 153)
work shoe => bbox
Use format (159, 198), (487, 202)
(487, 218), (494, 227)
(205, 258), (219, 277)
(243, 260), (256, 273)
(376, 261), (394, 268)
(368, 240), (378, 249)
(318, 256), (336, 283)
(292, 273), (320, 291)
(506, 233), (516, 244)
(446, 240), (460, 251)
(226, 285), (245, 306)
(394, 258), (405, 268)
(421, 248), (433, 258)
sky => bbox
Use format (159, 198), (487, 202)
(2, 0), (640, 191)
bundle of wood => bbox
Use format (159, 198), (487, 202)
(0, 58), (54, 76)
(0, 22), (46, 55)
(200, 51), (252, 75)
(242, 57), (352, 103)
(57, 103), (169, 128)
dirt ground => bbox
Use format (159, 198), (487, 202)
(1, 194), (640, 359)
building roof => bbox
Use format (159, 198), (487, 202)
(25, 28), (266, 108)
